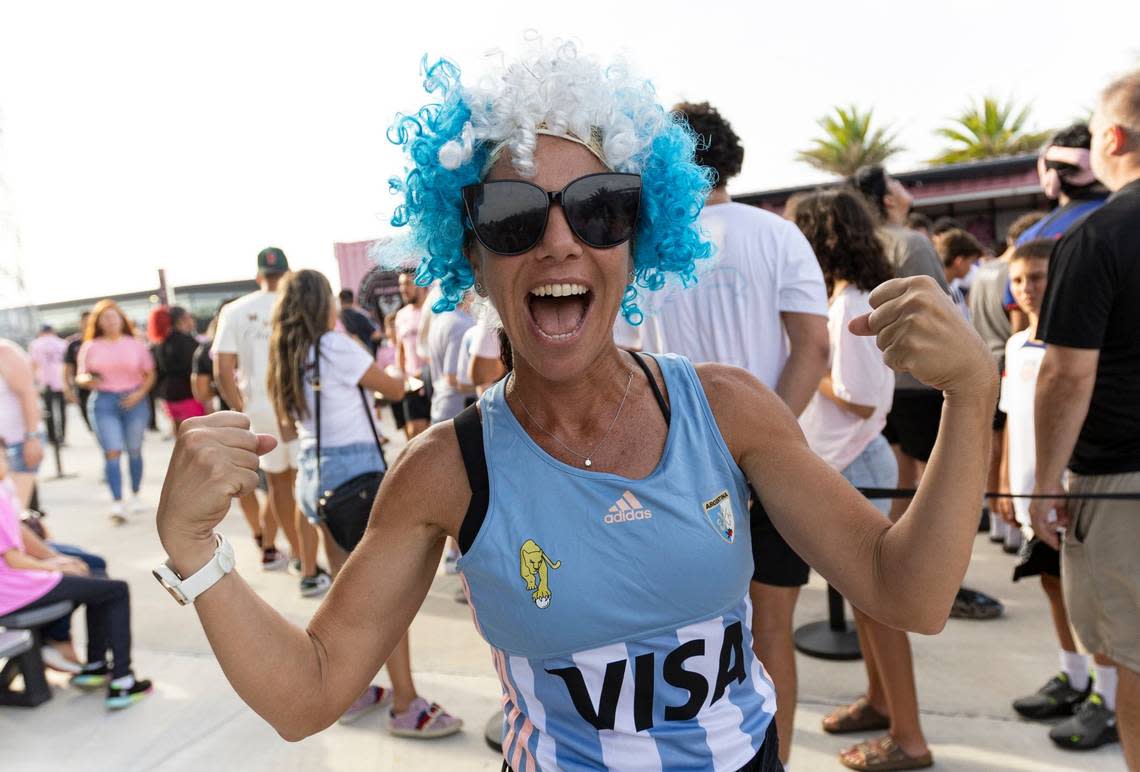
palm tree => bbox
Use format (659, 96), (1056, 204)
(930, 97), (1053, 165)
(796, 105), (903, 177)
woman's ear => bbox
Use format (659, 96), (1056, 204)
(464, 238), (487, 296)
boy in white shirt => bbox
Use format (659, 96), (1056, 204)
(999, 239), (1118, 744)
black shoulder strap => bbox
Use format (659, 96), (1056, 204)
(455, 403), (488, 554)
(629, 351), (670, 426)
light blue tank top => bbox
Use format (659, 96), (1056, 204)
(458, 353), (776, 771)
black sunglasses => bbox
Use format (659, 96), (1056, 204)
(461, 172), (642, 256)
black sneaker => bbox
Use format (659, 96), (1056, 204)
(106, 677), (154, 710)
(70, 663), (109, 691)
(1013, 673), (1090, 720)
(300, 567), (332, 598)
(950, 587), (1004, 620)
(1049, 693), (1119, 750)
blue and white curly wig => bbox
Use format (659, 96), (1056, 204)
(385, 40), (715, 325)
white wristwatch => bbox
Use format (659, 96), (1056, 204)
(153, 533), (236, 606)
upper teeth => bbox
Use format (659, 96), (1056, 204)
(531, 283), (588, 298)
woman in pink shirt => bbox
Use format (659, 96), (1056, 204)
(77, 300), (156, 524)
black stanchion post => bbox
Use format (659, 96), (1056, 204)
(793, 584), (862, 661)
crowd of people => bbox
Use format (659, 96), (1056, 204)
(2, 43), (1138, 772)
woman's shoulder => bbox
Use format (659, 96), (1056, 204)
(381, 418), (471, 535)
(692, 361), (799, 457)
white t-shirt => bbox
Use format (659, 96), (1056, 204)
(799, 286), (895, 470)
(647, 202), (828, 388)
(212, 289), (277, 417)
(428, 308), (476, 423)
(297, 331), (380, 450)
(999, 330), (1046, 525)
(613, 317), (643, 350)
(457, 325), (478, 388)
(469, 320), (502, 360)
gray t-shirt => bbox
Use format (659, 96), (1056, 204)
(428, 308), (475, 424)
(878, 224), (950, 390)
(968, 259), (1011, 368)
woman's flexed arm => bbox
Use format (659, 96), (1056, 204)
(157, 412), (466, 739)
(706, 276), (996, 634)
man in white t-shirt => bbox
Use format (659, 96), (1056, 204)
(213, 248), (321, 594)
(428, 301), (476, 425)
(650, 102), (829, 767)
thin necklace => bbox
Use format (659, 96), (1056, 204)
(510, 369), (635, 469)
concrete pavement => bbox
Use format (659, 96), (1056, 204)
(0, 405), (1124, 771)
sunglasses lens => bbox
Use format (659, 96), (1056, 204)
(563, 174), (641, 248)
(465, 181), (549, 255)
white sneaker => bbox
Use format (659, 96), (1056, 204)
(129, 494), (145, 514)
(110, 501), (126, 525)
(41, 646), (83, 674)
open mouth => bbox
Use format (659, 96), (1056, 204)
(527, 282), (593, 341)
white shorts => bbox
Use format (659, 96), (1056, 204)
(248, 409), (298, 474)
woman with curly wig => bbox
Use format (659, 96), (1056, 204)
(154, 41), (995, 771)
(791, 189), (933, 771)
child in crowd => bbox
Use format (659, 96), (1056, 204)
(935, 228), (984, 319)
(997, 239), (1119, 751)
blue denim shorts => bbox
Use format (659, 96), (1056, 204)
(841, 434), (898, 519)
(296, 442), (385, 524)
(6, 433), (44, 473)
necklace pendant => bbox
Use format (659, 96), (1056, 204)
(584, 458), (592, 468)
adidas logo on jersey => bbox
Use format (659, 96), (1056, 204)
(604, 490), (653, 524)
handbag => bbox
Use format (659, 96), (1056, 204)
(313, 334), (388, 553)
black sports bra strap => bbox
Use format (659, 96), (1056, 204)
(455, 403), (489, 554)
(629, 351), (671, 426)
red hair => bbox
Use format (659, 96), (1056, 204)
(147, 305), (171, 343)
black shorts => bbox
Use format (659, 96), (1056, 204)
(882, 389), (943, 463)
(751, 495), (809, 587)
(402, 390), (431, 424)
(992, 406), (1007, 432)
(1012, 536), (1060, 581)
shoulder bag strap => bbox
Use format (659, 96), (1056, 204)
(358, 384), (387, 469)
(314, 333), (323, 488)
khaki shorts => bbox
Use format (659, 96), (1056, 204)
(1062, 470), (1140, 672)
(247, 408), (299, 475)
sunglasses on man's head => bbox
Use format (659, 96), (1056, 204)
(461, 172), (642, 256)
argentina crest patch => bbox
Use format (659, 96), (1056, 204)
(702, 490), (736, 543)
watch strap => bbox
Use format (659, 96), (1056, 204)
(155, 534), (234, 605)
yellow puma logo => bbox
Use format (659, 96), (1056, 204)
(519, 539), (561, 609)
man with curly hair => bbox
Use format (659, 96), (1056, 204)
(649, 101), (830, 767)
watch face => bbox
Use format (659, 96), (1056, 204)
(152, 568), (189, 606)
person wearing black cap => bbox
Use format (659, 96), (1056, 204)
(212, 248), (329, 598)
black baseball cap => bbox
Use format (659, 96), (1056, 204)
(257, 247), (289, 275)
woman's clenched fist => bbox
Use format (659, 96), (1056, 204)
(156, 412), (276, 572)
(849, 276), (996, 398)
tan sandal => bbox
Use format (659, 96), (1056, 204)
(840, 735), (933, 771)
(823, 696), (891, 734)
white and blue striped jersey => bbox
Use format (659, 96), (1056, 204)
(458, 354), (777, 771)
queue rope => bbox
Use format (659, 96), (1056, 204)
(856, 487), (1140, 500)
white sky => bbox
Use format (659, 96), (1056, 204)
(1, 0), (1138, 305)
